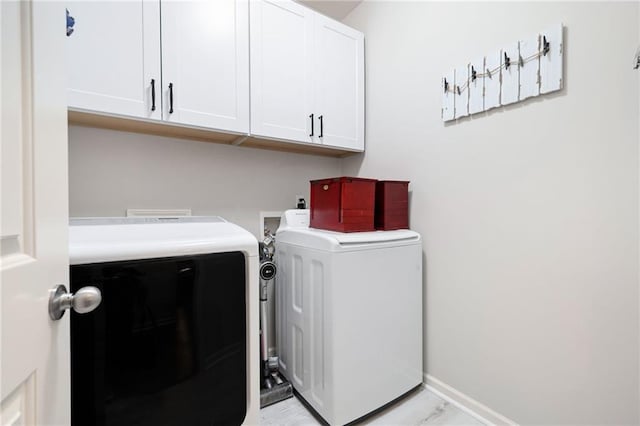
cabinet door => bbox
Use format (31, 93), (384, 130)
(313, 14), (364, 151)
(161, 0), (249, 133)
(250, 0), (314, 143)
(66, 1), (161, 120)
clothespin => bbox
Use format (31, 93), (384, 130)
(456, 85), (461, 95)
(486, 68), (492, 79)
(504, 52), (511, 70)
(542, 36), (550, 56)
(471, 65), (477, 82)
(518, 54), (524, 67)
(443, 78), (449, 93)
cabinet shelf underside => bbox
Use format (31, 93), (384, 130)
(68, 110), (361, 158)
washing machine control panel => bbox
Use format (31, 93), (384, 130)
(280, 209), (310, 229)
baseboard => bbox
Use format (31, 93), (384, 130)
(423, 374), (517, 425)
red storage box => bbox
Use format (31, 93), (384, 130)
(375, 180), (409, 230)
(310, 177), (377, 232)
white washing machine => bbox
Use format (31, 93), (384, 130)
(68, 217), (259, 426)
(275, 210), (423, 425)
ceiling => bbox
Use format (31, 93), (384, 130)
(297, 0), (363, 21)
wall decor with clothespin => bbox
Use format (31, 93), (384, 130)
(441, 23), (563, 122)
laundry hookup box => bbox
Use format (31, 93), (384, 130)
(310, 177), (377, 232)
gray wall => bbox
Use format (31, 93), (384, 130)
(68, 125), (342, 237)
(342, 1), (639, 424)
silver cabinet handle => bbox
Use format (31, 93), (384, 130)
(48, 284), (102, 321)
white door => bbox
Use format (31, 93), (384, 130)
(161, 0), (249, 133)
(250, 0), (314, 143)
(66, 0), (161, 120)
(1, 1), (71, 424)
(313, 14), (364, 151)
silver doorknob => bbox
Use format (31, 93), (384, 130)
(48, 284), (102, 321)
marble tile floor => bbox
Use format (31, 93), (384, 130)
(260, 387), (485, 426)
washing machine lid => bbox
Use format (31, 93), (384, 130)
(69, 217), (258, 265)
(276, 210), (420, 251)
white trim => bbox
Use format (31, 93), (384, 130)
(424, 374), (518, 426)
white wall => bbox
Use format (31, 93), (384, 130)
(343, 1), (639, 424)
(68, 3), (639, 423)
(68, 125), (342, 237)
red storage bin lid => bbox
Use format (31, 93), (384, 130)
(310, 176), (378, 184)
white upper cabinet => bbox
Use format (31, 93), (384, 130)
(66, 0), (249, 133)
(313, 14), (364, 151)
(161, 0), (249, 133)
(250, 0), (364, 151)
(66, 0), (364, 154)
(66, 1), (161, 120)
(250, 0), (314, 143)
